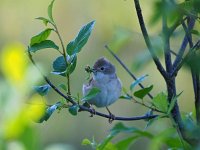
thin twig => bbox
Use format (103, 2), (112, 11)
(172, 40), (200, 77)
(53, 24), (71, 95)
(170, 50), (182, 59)
(133, 0), (168, 80)
(28, 51), (158, 121)
(173, 18), (195, 71)
(130, 96), (164, 113)
(182, 17), (200, 125)
(105, 45), (153, 99)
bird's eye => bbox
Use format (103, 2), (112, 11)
(100, 67), (105, 71)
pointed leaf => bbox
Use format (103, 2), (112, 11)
(38, 102), (61, 123)
(153, 92), (168, 112)
(82, 87), (101, 101)
(52, 56), (67, 76)
(114, 136), (140, 150)
(66, 54), (77, 75)
(66, 21), (95, 55)
(119, 95), (132, 100)
(98, 132), (118, 150)
(30, 28), (53, 46)
(110, 122), (138, 135)
(133, 85), (153, 99)
(191, 30), (200, 37)
(33, 84), (51, 96)
(68, 105), (79, 116)
(130, 74), (148, 91)
(48, 0), (55, 22)
(36, 17), (52, 26)
(28, 40), (59, 53)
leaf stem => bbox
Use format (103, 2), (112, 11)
(53, 24), (71, 95)
(131, 96), (165, 114)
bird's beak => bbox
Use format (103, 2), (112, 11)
(91, 68), (97, 74)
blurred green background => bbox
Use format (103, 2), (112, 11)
(0, 0), (198, 149)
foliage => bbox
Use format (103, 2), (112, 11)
(27, 0), (96, 122)
(17, 0), (200, 149)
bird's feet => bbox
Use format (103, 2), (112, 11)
(106, 107), (115, 123)
(108, 113), (115, 124)
(89, 105), (96, 117)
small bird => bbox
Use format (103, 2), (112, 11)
(82, 57), (122, 122)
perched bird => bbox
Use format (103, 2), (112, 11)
(82, 57), (122, 122)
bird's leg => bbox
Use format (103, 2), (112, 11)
(106, 107), (115, 123)
(89, 104), (96, 117)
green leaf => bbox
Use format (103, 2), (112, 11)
(110, 122), (138, 134)
(119, 95), (132, 100)
(100, 142), (117, 150)
(98, 123), (153, 150)
(133, 85), (153, 99)
(66, 20), (95, 55)
(82, 138), (97, 149)
(130, 74), (148, 91)
(37, 102), (61, 123)
(114, 136), (140, 150)
(30, 28), (53, 46)
(28, 40), (59, 53)
(97, 134), (117, 150)
(52, 56), (67, 76)
(58, 84), (67, 91)
(33, 84), (51, 96)
(82, 87), (101, 101)
(153, 92), (168, 112)
(36, 17), (52, 26)
(68, 105), (79, 116)
(191, 30), (200, 37)
(66, 54), (77, 75)
(82, 139), (92, 145)
(48, 0), (55, 22)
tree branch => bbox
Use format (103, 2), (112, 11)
(27, 51), (158, 121)
(133, 0), (168, 80)
(162, 7), (184, 143)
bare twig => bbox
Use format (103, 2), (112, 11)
(172, 40), (200, 77)
(173, 18), (196, 72)
(133, 0), (168, 80)
(182, 17), (200, 125)
(170, 50), (182, 59)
